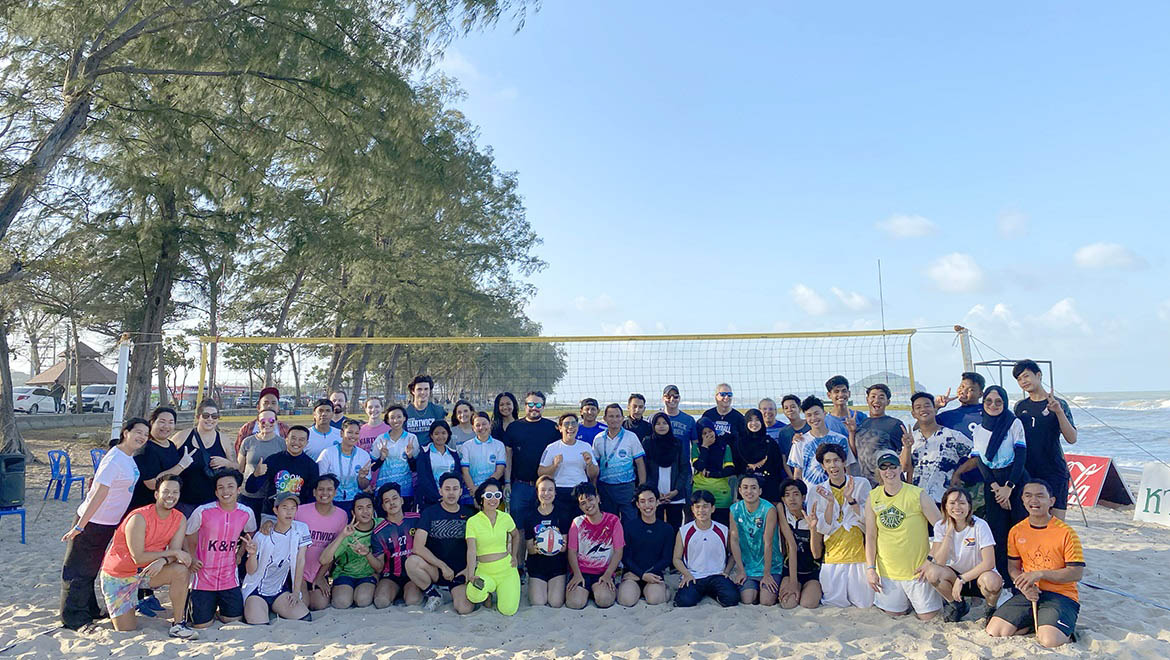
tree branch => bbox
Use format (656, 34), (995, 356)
(0, 260), (23, 286)
(94, 65), (318, 87)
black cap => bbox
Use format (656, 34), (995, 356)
(663, 385), (680, 396)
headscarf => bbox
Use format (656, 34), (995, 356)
(980, 385), (1016, 460)
(739, 408), (772, 466)
(645, 412), (678, 466)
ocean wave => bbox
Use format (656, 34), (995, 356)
(1068, 396), (1170, 411)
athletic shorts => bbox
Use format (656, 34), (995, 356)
(741, 574), (785, 593)
(994, 591), (1080, 637)
(526, 554), (567, 583)
(99, 571), (149, 618)
(379, 573), (412, 588)
(1039, 474), (1070, 510)
(577, 572), (611, 593)
(819, 563), (873, 608)
(874, 576), (943, 615)
(436, 574), (467, 589)
(946, 567), (1012, 606)
(332, 575), (377, 589)
(781, 565), (821, 586)
(190, 587), (244, 625)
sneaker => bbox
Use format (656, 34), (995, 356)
(136, 601), (158, 617)
(423, 586), (442, 612)
(981, 604), (998, 627)
(169, 623), (199, 640)
(141, 595), (166, 613)
(953, 598), (970, 622)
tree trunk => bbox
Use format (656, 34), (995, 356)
(125, 189), (180, 417)
(351, 342), (373, 412)
(156, 340), (167, 406)
(286, 346), (302, 407)
(70, 317), (83, 415)
(0, 310), (25, 456)
(383, 344), (402, 402)
(264, 266), (305, 386)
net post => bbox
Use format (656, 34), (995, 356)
(196, 340), (208, 411)
(906, 333), (917, 396)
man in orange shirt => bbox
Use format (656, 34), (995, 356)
(986, 479), (1085, 648)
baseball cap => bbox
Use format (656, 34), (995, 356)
(875, 449), (901, 469)
(272, 491), (299, 508)
(259, 386), (280, 400)
(663, 385), (680, 396)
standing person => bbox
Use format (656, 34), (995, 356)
(236, 409), (286, 522)
(1012, 360), (1077, 520)
(809, 444), (872, 609)
(405, 375), (446, 446)
(538, 412), (599, 520)
(986, 480), (1085, 649)
(778, 479), (823, 609)
(305, 398), (342, 460)
(905, 392), (973, 505)
(358, 396), (388, 455)
(759, 398), (789, 456)
(449, 400), (477, 449)
(593, 403), (647, 522)
(234, 387), (291, 455)
(295, 474), (349, 612)
(241, 492), (311, 624)
(576, 398), (606, 445)
(617, 485), (674, 607)
(130, 407), (185, 511)
(824, 376), (868, 438)
(865, 450), (944, 620)
(491, 392), (519, 440)
(918, 487), (1009, 623)
(406, 473), (475, 614)
(98, 475), (196, 638)
(465, 479), (523, 616)
(504, 391), (561, 541)
(245, 425), (319, 506)
(788, 396), (855, 487)
(936, 372), (986, 443)
(738, 409), (786, 503)
(184, 468), (258, 629)
(673, 490), (739, 608)
(371, 483), (423, 608)
(775, 395), (808, 479)
(524, 476), (572, 608)
(370, 406), (418, 507)
(622, 393), (653, 444)
(643, 412), (691, 532)
(461, 412), (507, 495)
(415, 421), (462, 512)
(848, 384), (907, 483)
(329, 390), (354, 430)
(319, 493), (381, 609)
(175, 400), (237, 515)
(691, 418), (736, 526)
(729, 474), (799, 607)
(566, 482), (625, 610)
(60, 418), (149, 630)
(661, 384), (697, 454)
(316, 419), (372, 512)
(702, 383), (747, 467)
(971, 386), (1029, 579)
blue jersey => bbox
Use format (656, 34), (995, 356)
(576, 422), (606, 446)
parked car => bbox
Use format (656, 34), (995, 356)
(68, 384), (117, 412)
(278, 396), (295, 412)
(13, 386), (55, 414)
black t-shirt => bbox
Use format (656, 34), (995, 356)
(777, 422), (810, 462)
(244, 450), (320, 504)
(702, 407), (747, 470)
(178, 430), (226, 506)
(130, 439), (182, 510)
(419, 503), (475, 572)
(621, 516), (674, 577)
(622, 417), (653, 445)
(1014, 397), (1075, 478)
(504, 418), (560, 483)
(523, 506), (573, 576)
(786, 514), (819, 576)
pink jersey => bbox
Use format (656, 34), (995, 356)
(358, 422), (389, 454)
(295, 502), (349, 582)
(186, 502), (257, 591)
(567, 512), (625, 575)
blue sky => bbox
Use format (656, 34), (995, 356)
(437, 2), (1170, 393)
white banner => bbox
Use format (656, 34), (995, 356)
(1134, 463), (1170, 528)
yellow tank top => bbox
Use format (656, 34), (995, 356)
(823, 482), (865, 565)
(870, 483), (928, 580)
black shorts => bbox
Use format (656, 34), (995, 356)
(781, 565), (821, 586)
(190, 587), (244, 625)
(993, 591), (1080, 638)
(526, 554), (567, 583)
(436, 574), (467, 589)
(380, 573), (412, 588)
(1044, 474), (1070, 510)
(332, 575), (377, 589)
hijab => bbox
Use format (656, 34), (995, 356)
(645, 412), (678, 466)
(739, 408), (772, 465)
(980, 385), (1016, 460)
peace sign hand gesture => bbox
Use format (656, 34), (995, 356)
(177, 446), (195, 470)
(935, 388), (955, 409)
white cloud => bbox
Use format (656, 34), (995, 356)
(829, 287), (873, 311)
(876, 214), (937, 238)
(790, 284), (829, 316)
(997, 211), (1028, 238)
(574, 294), (617, 313)
(966, 299), (1092, 337)
(1038, 298), (1091, 334)
(602, 320), (643, 336)
(926, 253), (985, 293)
(1073, 242), (1145, 270)
(965, 303), (1020, 332)
(439, 49), (481, 82)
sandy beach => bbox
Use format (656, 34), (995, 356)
(2, 438), (1169, 659)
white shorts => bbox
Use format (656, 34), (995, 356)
(819, 563), (873, 609)
(874, 576), (943, 615)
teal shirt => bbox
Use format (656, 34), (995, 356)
(731, 499), (785, 576)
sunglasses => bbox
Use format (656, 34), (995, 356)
(200, 413), (219, 420)
(878, 463), (901, 470)
(483, 491), (504, 500)
(664, 394), (680, 400)
(526, 402), (544, 409)
(716, 392), (733, 398)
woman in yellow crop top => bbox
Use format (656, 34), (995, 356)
(464, 478), (522, 615)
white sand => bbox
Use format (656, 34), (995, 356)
(2, 460), (1169, 659)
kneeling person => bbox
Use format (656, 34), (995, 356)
(918, 487), (1009, 622)
(730, 474), (799, 607)
(465, 478), (523, 616)
(372, 483), (423, 608)
(242, 492), (311, 623)
(778, 479), (823, 609)
(406, 472), (475, 614)
(319, 493), (381, 609)
(674, 490), (739, 608)
(566, 482), (625, 609)
(617, 485), (674, 607)
(185, 469), (258, 629)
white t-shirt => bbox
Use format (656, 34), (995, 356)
(243, 519), (312, 597)
(316, 445), (372, 501)
(591, 428), (645, 484)
(539, 440), (592, 488)
(678, 521), (729, 579)
(81, 447), (139, 525)
(306, 426), (342, 461)
(462, 437), (507, 486)
(931, 515), (998, 575)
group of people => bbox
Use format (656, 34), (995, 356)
(59, 362), (1085, 648)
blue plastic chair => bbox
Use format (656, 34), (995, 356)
(90, 448), (105, 473)
(44, 450), (86, 502)
(0, 506), (25, 544)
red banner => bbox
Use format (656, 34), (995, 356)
(1066, 453), (1113, 507)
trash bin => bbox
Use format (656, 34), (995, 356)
(0, 453), (26, 507)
